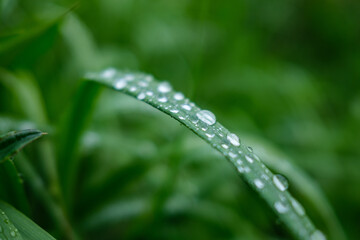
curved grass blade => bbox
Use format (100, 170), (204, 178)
(0, 206), (23, 239)
(85, 68), (326, 240)
(0, 201), (56, 240)
(56, 82), (102, 210)
(244, 134), (346, 240)
(0, 129), (45, 163)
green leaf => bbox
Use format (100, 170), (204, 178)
(84, 68), (326, 240)
(0, 201), (56, 240)
(0, 129), (45, 163)
(56, 81), (102, 210)
(0, 206), (23, 239)
(0, 159), (30, 216)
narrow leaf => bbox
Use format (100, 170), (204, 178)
(85, 68), (326, 240)
(0, 129), (45, 163)
(0, 206), (23, 239)
(0, 201), (56, 240)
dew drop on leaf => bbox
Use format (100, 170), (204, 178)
(114, 79), (127, 90)
(227, 133), (240, 146)
(245, 155), (254, 163)
(181, 104), (192, 111)
(274, 201), (288, 213)
(137, 92), (146, 100)
(174, 92), (184, 101)
(290, 197), (305, 216)
(273, 174), (289, 192)
(101, 68), (116, 78)
(196, 110), (216, 125)
(254, 178), (264, 189)
(158, 82), (172, 93)
(158, 96), (168, 103)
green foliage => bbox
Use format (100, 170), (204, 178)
(0, 201), (55, 240)
(1, 0), (359, 240)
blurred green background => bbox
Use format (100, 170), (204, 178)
(0, 0), (360, 239)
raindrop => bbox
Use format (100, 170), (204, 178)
(158, 96), (168, 103)
(114, 79), (127, 90)
(310, 230), (326, 240)
(291, 197), (305, 216)
(129, 86), (137, 92)
(247, 146), (253, 152)
(196, 110), (216, 125)
(124, 74), (135, 81)
(205, 133), (215, 139)
(174, 92), (184, 101)
(227, 133), (240, 146)
(138, 81), (149, 87)
(254, 179), (264, 189)
(273, 174), (289, 192)
(221, 144), (229, 149)
(170, 109), (179, 113)
(101, 68), (116, 78)
(236, 159), (243, 165)
(228, 152), (237, 158)
(181, 104), (192, 111)
(245, 155), (254, 163)
(158, 82), (172, 93)
(137, 92), (146, 100)
(146, 91), (154, 96)
(274, 201), (288, 213)
(10, 231), (16, 237)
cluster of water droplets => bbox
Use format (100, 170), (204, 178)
(0, 210), (19, 239)
(89, 68), (326, 240)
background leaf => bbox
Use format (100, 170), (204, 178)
(0, 201), (56, 240)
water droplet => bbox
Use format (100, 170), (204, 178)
(174, 92), (184, 101)
(290, 197), (305, 216)
(228, 152), (237, 158)
(138, 81), (149, 87)
(158, 82), (172, 93)
(221, 144), (229, 149)
(124, 74), (135, 81)
(261, 174), (270, 180)
(311, 230), (326, 240)
(114, 79), (127, 90)
(274, 201), (288, 213)
(247, 146), (253, 152)
(4, 219), (9, 224)
(129, 86), (137, 92)
(137, 92), (146, 100)
(227, 133), (240, 146)
(101, 68), (116, 78)
(196, 110), (216, 125)
(10, 231), (16, 237)
(146, 91), (154, 96)
(236, 159), (243, 165)
(273, 174), (289, 192)
(205, 133), (215, 139)
(179, 116), (186, 120)
(245, 155), (254, 163)
(181, 104), (192, 111)
(254, 179), (264, 189)
(170, 109), (179, 113)
(158, 96), (168, 103)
